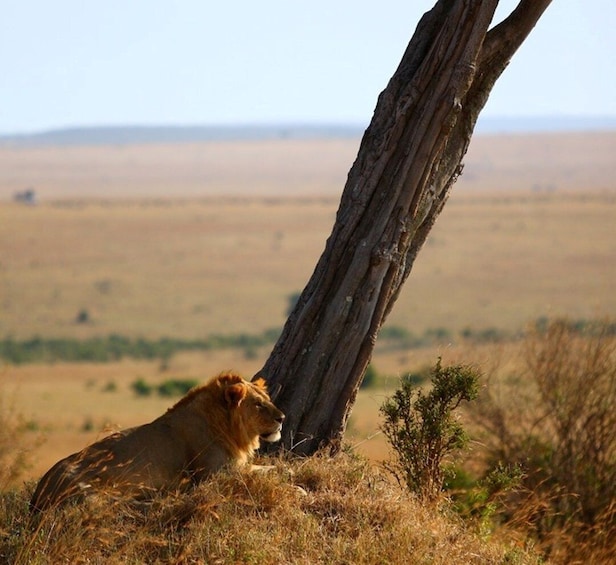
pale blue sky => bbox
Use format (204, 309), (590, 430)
(1, 1), (614, 135)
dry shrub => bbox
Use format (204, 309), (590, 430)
(0, 391), (38, 489)
(470, 318), (616, 564)
(1, 452), (543, 564)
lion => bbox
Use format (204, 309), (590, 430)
(30, 371), (284, 512)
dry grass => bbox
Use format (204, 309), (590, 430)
(1, 132), (613, 200)
(1, 453), (542, 564)
(1, 190), (614, 341)
(0, 198), (336, 339)
(464, 319), (616, 564)
(1, 132), (615, 341)
(0, 391), (40, 489)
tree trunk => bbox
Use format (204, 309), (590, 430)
(257, 0), (552, 456)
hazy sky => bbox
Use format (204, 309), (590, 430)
(2, 1), (615, 134)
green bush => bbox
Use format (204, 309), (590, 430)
(102, 380), (117, 393)
(131, 378), (153, 397)
(156, 379), (199, 397)
(75, 309), (90, 324)
(446, 463), (524, 538)
(132, 378), (199, 398)
(380, 358), (479, 500)
(360, 364), (378, 389)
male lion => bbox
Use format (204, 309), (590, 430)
(30, 371), (284, 512)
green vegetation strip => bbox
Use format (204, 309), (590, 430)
(0, 330), (281, 364)
(2, 318), (610, 365)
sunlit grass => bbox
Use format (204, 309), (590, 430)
(2, 453), (542, 564)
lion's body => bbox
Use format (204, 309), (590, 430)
(30, 372), (284, 512)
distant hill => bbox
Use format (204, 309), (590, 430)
(476, 115), (616, 135)
(1, 116), (615, 147)
(0, 124), (364, 147)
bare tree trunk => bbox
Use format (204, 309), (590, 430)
(257, 0), (552, 456)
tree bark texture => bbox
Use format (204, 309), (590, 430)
(257, 0), (553, 456)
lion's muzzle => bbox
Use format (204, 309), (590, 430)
(260, 429), (282, 442)
(260, 413), (284, 442)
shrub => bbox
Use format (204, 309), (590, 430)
(447, 463), (524, 539)
(101, 380), (117, 393)
(470, 318), (616, 562)
(131, 378), (153, 397)
(81, 417), (94, 432)
(156, 378), (199, 397)
(424, 326), (453, 343)
(131, 378), (199, 398)
(460, 326), (508, 343)
(380, 358), (479, 500)
(380, 325), (412, 341)
(360, 364), (378, 389)
(75, 309), (90, 324)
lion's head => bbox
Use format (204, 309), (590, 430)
(174, 371), (285, 460)
(30, 371), (284, 512)
(220, 372), (284, 443)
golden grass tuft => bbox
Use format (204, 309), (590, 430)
(1, 452), (542, 564)
(0, 391), (40, 490)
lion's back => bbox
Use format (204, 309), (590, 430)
(30, 431), (130, 511)
(29, 418), (226, 511)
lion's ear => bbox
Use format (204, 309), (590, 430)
(251, 372), (267, 389)
(218, 372), (243, 386)
(224, 383), (247, 408)
(251, 377), (267, 389)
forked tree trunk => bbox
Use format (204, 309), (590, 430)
(257, 0), (552, 455)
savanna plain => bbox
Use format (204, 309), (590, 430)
(1, 131), (615, 563)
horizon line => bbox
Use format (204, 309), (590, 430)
(2, 115), (615, 146)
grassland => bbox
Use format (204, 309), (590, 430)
(1, 131), (614, 200)
(3, 453), (546, 564)
(1, 131), (615, 481)
(2, 191), (615, 341)
(0, 132), (615, 563)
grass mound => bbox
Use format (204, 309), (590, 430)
(1, 452), (540, 564)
